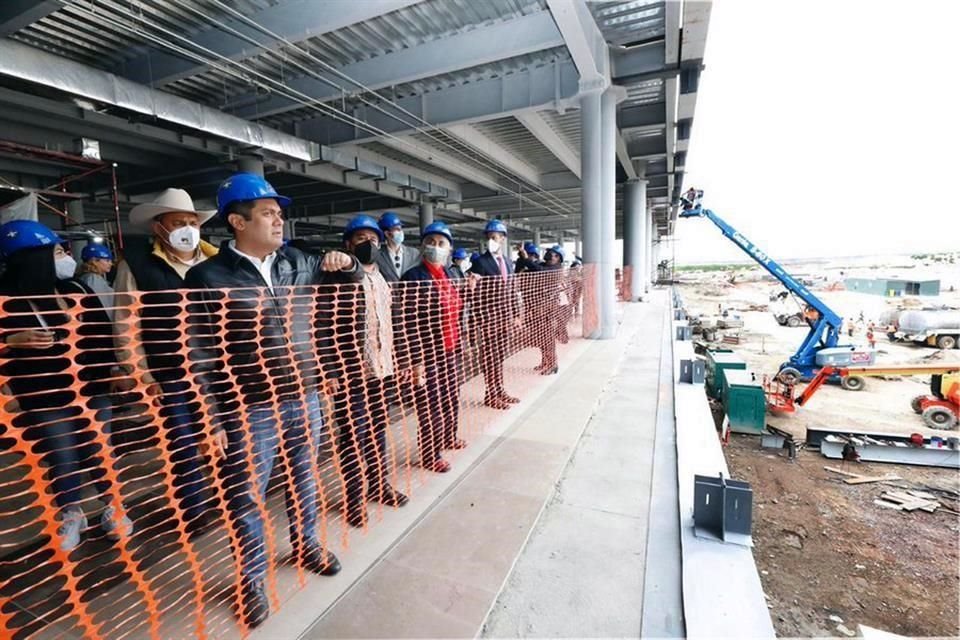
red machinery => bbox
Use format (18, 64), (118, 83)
(765, 364), (960, 430)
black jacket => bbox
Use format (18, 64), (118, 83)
(399, 262), (464, 365)
(468, 251), (519, 324)
(0, 279), (118, 412)
(183, 242), (362, 407)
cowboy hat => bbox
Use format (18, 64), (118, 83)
(128, 188), (215, 231)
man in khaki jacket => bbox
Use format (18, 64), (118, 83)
(114, 188), (219, 535)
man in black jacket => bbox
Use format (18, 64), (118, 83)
(468, 219), (521, 409)
(184, 172), (357, 628)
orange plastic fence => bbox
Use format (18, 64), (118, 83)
(0, 267), (585, 639)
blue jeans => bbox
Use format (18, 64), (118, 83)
(222, 391), (324, 585)
(157, 383), (215, 526)
(22, 397), (114, 510)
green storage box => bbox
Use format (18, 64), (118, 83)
(722, 369), (766, 434)
(704, 350), (747, 400)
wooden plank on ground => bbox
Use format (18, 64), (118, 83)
(874, 499), (903, 510)
(824, 466), (863, 478)
(844, 474), (901, 485)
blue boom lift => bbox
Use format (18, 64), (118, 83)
(678, 189), (873, 390)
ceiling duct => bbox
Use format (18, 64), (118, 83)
(0, 39), (319, 162)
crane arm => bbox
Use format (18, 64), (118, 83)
(678, 206), (842, 328)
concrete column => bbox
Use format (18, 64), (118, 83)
(574, 237), (582, 259)
(599, 89), (618, 338)
(419, 200), (434, 229)
(66, 200), (85, 259)
(533, 228), (542, 248)
(623, 179), (648, 301)
(649, 217), (658, 286)
(579, 90), (602, 339)
(237, 154), (264, 176)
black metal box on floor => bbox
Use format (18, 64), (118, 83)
(693, 473), (753, 546)
(679, 358), (706, 384)
(674, 308), (687, 321)
(675, 325), (692, 341)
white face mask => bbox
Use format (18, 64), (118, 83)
(165, 225), (201, 252)
(423, 245), (450, 264)
(487, 238), (501, 254)
(391, 230), (405, 245)
(55, 255), (77, 280)
(460, 260), (472, 273)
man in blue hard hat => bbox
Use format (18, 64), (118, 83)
(185, 172), (358, 628)
(449, 247), (470, 279)
(78, 242), (116, 320)
(515, 241), (542, 274)
(332, 214), (410, 529)
(469, 219), (521, 409)
(374, 211), (419, 282)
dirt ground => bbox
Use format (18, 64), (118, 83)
(726, 435), (959, 638)
(677, 258), (960, 638)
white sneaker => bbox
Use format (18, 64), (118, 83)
(58, 508), (87, 552)
(100, 505), (133, 541)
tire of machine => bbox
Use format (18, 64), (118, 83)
(936, 334), (957, 350)
(786, 315), (802, 328)
(922, 405), (958, 430)
(840, 375), (865, 391)
(777, 367), (802, 385)
(911, 395), (926, 414)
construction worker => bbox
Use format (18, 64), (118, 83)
(374, 211), (419, 282)
(0, 220), (132, 551)
(400, 221), (471, 472)
(332, 214), (411, 528)
(515, 241), (541, 273)
(77, 242), (115, 320)
(185, 172), (353, 628)
(450, 247), (470, 279)
(469, 219), (521, 409)
(112, 188), (219, 538)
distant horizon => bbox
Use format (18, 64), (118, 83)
(673, 250), (957, 268)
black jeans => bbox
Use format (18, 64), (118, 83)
(334, 376), (392, 513)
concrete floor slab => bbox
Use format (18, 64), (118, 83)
(308, 558), (495, 639)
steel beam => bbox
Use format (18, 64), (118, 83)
(123, 0), (420, 86)
(303, 59), (580, 145)
(616, 132), (638, 180)
(515, 111), (581, 179)
(0, 0), (60, 37)
(445, 123), (542, 188)
(546, 0), (609, 86)
(233, 10), (564, 120)
(377, 136), (503, 193)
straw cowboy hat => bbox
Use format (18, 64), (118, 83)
(128, 188), (215, 231)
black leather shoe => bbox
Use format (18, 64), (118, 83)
(239, 582), (270, 628)
(300, 546), (341, 576)
(373, 485), (409, 507)
(500, 394), (521, 404)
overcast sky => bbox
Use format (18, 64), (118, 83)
(673, 0), (959, 265)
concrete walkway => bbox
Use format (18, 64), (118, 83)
(297, 298), (673, 638)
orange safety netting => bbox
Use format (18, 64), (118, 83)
(0, 267), (584, 639)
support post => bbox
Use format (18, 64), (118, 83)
(419, 200), (434, 229)
(66, 200), (85, 260)
(533, 228), (542, 248)
(237, 154), (264, 176)
(599, 88), (618, 338)
(579, 90), (602, 339)
(623, 178), (648, 301)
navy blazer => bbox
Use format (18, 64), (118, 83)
(467, 251), (519, 323)
(399, 261), (463, 363)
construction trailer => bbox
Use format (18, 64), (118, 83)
(844, 277), (940, 297)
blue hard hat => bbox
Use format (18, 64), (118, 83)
(422, 221), (453, 244)
(484, 219), (508, 235)
(523, 241), (539, 255)
(452, 248), (468, 261)
(343, 214), (385, 243)
(216, 172), (291, 217)
(81, 243), (114, 261)
(378, 211), (403, 231)
(0, 220), (62, 257)
(470, 252), (481, 262)
(546, 244), (565, 262)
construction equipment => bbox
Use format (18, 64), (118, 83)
(786, 364), (960, 430)
(679, 189), (873, 385)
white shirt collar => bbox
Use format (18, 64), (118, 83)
(229, 240), (277, 288)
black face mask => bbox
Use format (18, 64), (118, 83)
(353, 240), (377, 265)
